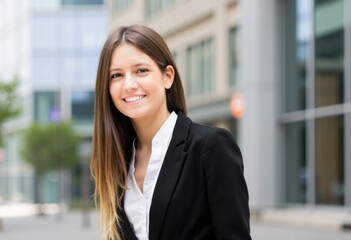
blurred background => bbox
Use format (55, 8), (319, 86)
(0, 0), (351, 239)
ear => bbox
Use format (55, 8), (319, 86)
(163, 65), (175, 89)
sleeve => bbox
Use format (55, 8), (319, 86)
(202, 127), (251, 240)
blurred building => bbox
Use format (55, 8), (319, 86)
(1, 0), (350, 223)
(0, 0), (107, 204)
(108, 0), (351, 215)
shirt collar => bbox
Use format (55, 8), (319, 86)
(152, 111), (177, 148)
(129, 111), (178, 171)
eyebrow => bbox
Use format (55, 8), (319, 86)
(109, 63), (152, 72)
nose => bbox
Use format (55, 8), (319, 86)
(124, 74), (138, 91)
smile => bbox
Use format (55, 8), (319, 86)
(124, 95), (145, 103)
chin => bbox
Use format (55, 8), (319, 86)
(124, 111), (150, 120)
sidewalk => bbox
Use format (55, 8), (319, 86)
(252, 207), (351, 231)
(0, 204), (351, 240)
(252, 221), (351, 240)
(0, 209), (99, 240)
(251, 208), (351, 240)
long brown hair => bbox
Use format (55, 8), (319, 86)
(90, 25), (187, 240)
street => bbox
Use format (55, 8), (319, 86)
(0, 211), (351, 240)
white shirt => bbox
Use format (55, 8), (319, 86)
(124, 112), (178, 240)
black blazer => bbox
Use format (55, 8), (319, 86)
(119, 112), (251, 240)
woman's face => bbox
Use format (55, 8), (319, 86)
(109, 43), (174, 122)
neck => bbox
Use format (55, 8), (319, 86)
(132, 111), (171, 150)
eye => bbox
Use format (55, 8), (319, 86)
(111, 73), (123, 79)
(136, 68), (149, 75)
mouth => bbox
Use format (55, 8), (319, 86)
(124, 95), (146, 103)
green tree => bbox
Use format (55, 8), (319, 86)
(20, 121), (81, 214)
(0, 78), (21, 146)
(0, 78), (21, 230)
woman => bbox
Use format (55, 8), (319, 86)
(91, 25), (251, 240)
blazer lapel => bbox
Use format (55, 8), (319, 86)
(149, 112), (191, 240)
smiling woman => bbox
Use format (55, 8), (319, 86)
(109, 43), (174, 122)
(91, 25), (251, 240)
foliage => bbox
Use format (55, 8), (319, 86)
(0, 78), (21, 146)
(20, 121), (81, 173)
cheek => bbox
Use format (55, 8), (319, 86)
(109, 83), (121, 102)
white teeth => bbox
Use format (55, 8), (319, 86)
(125, 96), (144, 102)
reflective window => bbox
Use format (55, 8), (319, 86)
(62, 0), (103, 5)
(33, 0), (60, 11)
(60, 56), (80, 84)
(81, 55), (99, 84)
(59, 15), (78, 51)
(315, 115), (344, 205)
(285, 0), (311, 112)
(33, 16), (58, 52)
(34, 92), (60, 124)
(81, 15), (107, 51)
(285, 121), (307, 203)
(284, 0), (347, 207)
(186, 39), (214, 98)
(229, 27), (239, 88)
(71, 91), (94, 124)
(33, 56), (59, 87)
(315, 0), (344, 107)
(31, 10), (106, 88)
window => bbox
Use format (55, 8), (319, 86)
(186, 39), (214, 98)
(61, 0), (103, 6)
(283, 0), (347, 206)
(60, 55), (80, 84)
(71, 91), (94, 124)
(34, 92), (60, 124)
(229, 27), (239, 87)
(81, 55), (99, 84)
(81, 15), (107, 51)
(59, 15), (78, 52)
(285, 121), (307, 204)
(33, 16), (58, 53)
(33, 0), (60, 11)
(285, 0), (311, 112)
(315, 115), (344, 205)
(314, 0), (344, 107)
(33, 56), (59, 87)
(146, 0), (176, 18)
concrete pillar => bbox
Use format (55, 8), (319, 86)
(239, 0), (279, 209)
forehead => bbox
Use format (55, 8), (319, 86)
(110, 43), (155, 67)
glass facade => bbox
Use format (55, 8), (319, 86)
(284, 0), (348, 206)
(62, 0), (103, 5)
(229, 27), (239, 87)
(285, 121), (307, 204)
(186, 39), (214, 98)
(34, 92), (60, 124)
(315, 0), (344, 107)
(315, 115), (344, 205)
(285, 0), (310, 112)
(0, 0), (106, 204)
(71, 91), (94, 125)
(33, 12), (106, 87)
(32, 0), (61, 11)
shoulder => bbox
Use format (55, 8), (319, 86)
(175, 112), (238, 148)
(189, 121), (237, 144)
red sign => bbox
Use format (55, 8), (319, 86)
(230, 92), (245, 119)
